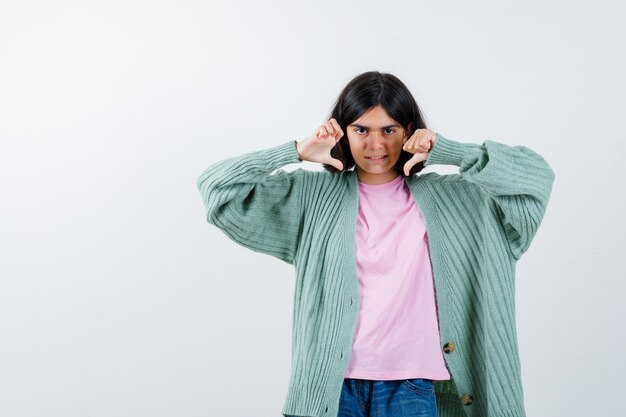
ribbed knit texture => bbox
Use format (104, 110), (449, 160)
(196, 134), (555, 417)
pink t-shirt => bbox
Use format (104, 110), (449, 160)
(344, 174), (451, 381)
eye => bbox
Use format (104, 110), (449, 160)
(354, 127), (396, 135)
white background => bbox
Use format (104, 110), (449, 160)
(1, 1), (624, 416)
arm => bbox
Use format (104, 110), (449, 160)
(425, 133), (555, 260)
(196, 140), (305, 264)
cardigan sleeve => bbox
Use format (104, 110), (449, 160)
(424, 133), (555, 260)
(196, 140), (305, 264)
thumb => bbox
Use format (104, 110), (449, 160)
(328, 157), (344, 171)
(403, 152), (428, 176)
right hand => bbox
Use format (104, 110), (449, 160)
(296, 118), (344, 170)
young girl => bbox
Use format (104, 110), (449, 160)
(197, 71), (555, 417)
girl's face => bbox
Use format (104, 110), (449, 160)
(346, 105), (408, 184)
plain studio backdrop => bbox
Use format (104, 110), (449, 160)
(1, 1), (624, 416)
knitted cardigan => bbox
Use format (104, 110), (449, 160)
(196, 133), (555, 417)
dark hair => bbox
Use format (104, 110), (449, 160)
(322, 71), (428, 176)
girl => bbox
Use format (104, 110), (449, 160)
(197, 71), (555, 417)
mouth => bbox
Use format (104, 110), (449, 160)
(365, 154), (388, 161)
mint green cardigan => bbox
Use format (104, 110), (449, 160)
(196, 133), (555, 417)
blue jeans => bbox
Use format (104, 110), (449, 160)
(287, 377), (437, 417)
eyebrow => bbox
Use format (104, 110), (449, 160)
(348, 123), (401, 129)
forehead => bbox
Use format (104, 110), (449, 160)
(350, 105), (400, 128)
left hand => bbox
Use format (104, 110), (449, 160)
(402, 128), (438, 176)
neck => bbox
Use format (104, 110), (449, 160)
(356, 167), (400, 185)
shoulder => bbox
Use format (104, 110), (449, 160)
(276, 167), (346, 189)
(410, 171), (483, 194)
(409, 172), (492, 215)
(412, 171), (464, 184)
(298, 167), (349, 183)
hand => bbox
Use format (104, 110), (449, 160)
(402, 128), (438, 176)
(296, 118), (344, 170)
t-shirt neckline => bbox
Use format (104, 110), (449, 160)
(357, 174), (404, 189)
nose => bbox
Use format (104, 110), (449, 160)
(365, 131), (385, 148)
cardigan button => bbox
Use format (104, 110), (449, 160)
(461, 394), (474, 405)
(443, 341), (456, 353)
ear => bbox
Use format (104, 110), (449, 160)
(402, 123), (413, 142)
(402, 130), (409, 143)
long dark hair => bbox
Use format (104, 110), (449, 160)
(322, 71), (429, 176)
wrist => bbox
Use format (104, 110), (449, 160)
(425, 133), (481, 167)
(294, 140), (304, 161)
(295, 140), (303, 161)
